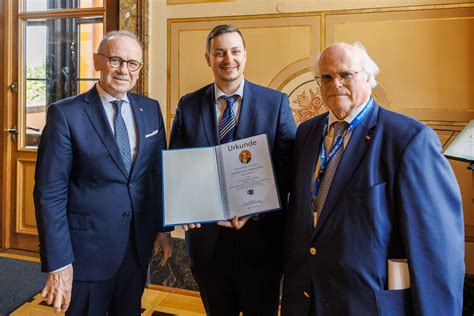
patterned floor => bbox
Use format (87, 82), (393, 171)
(11, 287), (206, 315)
(0, 252), (205, 316)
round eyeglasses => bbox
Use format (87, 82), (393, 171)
(98, 53), (143, 72)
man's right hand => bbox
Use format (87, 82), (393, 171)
(41, 265), (73, 313)
(182, 223), (201, 231)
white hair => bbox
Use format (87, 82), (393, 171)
(316, 41), (380, 88)
(353, 42), (379, 88)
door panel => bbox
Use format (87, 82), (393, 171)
(4, 0), (118, 252)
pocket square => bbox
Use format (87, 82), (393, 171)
(145, 130), (158, 138)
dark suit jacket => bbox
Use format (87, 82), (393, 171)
(169, 80), (296, 272)
(282, 103), (464, 315)
(34, 86), (169, 281)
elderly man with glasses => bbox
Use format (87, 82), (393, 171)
(34, 30), (173, 315)
(281, 42), (464, 315)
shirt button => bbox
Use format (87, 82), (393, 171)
(128, 183), (134, 188)
(310, 247), (317, 255)
(122, 212), (130, 218)
(303, 291), (311, 298)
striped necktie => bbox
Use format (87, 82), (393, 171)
(112, 100), (132, 175)
(312, 121), (348, 226)
(219, 95), (237, 144)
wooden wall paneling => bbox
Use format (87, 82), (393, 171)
(168, 14), (321, 130)
(15, 159), (37, 236)
(167, 0), (235, 4)
(325, 7), (474, 123)
(10, 155), (39, 251)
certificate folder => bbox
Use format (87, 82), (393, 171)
(443, 120), (474, 163)
(162, 134), (281, 226)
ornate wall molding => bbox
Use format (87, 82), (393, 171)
(119, 0), (149, 96)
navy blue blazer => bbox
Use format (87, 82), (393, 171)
(169, 80), (296, 272)
(34, 86), (169, 281)
(282, 103), (464, 315)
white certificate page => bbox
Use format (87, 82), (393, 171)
(218, 134), (281, 218)
(444, 120), (474, 161)
(162, 147), (224, 226)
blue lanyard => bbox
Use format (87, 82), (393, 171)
(312, 97), (374, 198)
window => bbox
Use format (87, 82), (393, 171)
(23, 0), (104, 12)
(20, 0), (115, 148)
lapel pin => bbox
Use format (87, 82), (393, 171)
(365, 130), (374, 141)
(139, 107), (143, 112)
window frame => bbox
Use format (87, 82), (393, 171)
(17, 0), (118, 150)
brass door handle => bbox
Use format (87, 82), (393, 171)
(4, 127), (18, 134)
(4, 126), (18, 143)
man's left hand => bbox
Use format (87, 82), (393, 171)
(41, 265), (73, 313)
(152, 232), (173, 267)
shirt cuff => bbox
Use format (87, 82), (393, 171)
(50, 263), (72, 273)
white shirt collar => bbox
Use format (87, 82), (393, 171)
(213, 78), (245, 102)
(96, 82), (130, 104)
(328, 96), (371, 127)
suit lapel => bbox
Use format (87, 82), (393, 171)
(200, 85), (219, 145)
(128, 93), (145, 181)
(83, 86), (129, 179)
(234, 80), (257, 140)
(313, 103), (379, 238)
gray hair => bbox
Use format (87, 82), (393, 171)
(316, 41), (380, 88)
(97, 30), (144, 54)
(206, 24), (246, 55)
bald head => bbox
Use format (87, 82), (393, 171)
(316, 42), (378, 119)
(319, 43), (361, 73)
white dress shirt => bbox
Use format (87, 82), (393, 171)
(96, 83), (138, 161)
(214, 78), (245, 126)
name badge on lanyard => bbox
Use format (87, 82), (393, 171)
(312, 97), (374, 199)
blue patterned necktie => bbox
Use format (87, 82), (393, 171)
(219, 95), (237, 144)
(312, 121), (348, 224)
(112, 100), (132, 175)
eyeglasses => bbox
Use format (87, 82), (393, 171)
(314, 70), (362, 86)
(97, 53), (143, 72)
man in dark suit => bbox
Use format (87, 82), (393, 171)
(281, 42), (464, 315)
(169, 24), (296, 315)
(34, 31), (173, 315)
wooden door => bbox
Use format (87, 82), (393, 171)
(2, 0), (118, 252)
